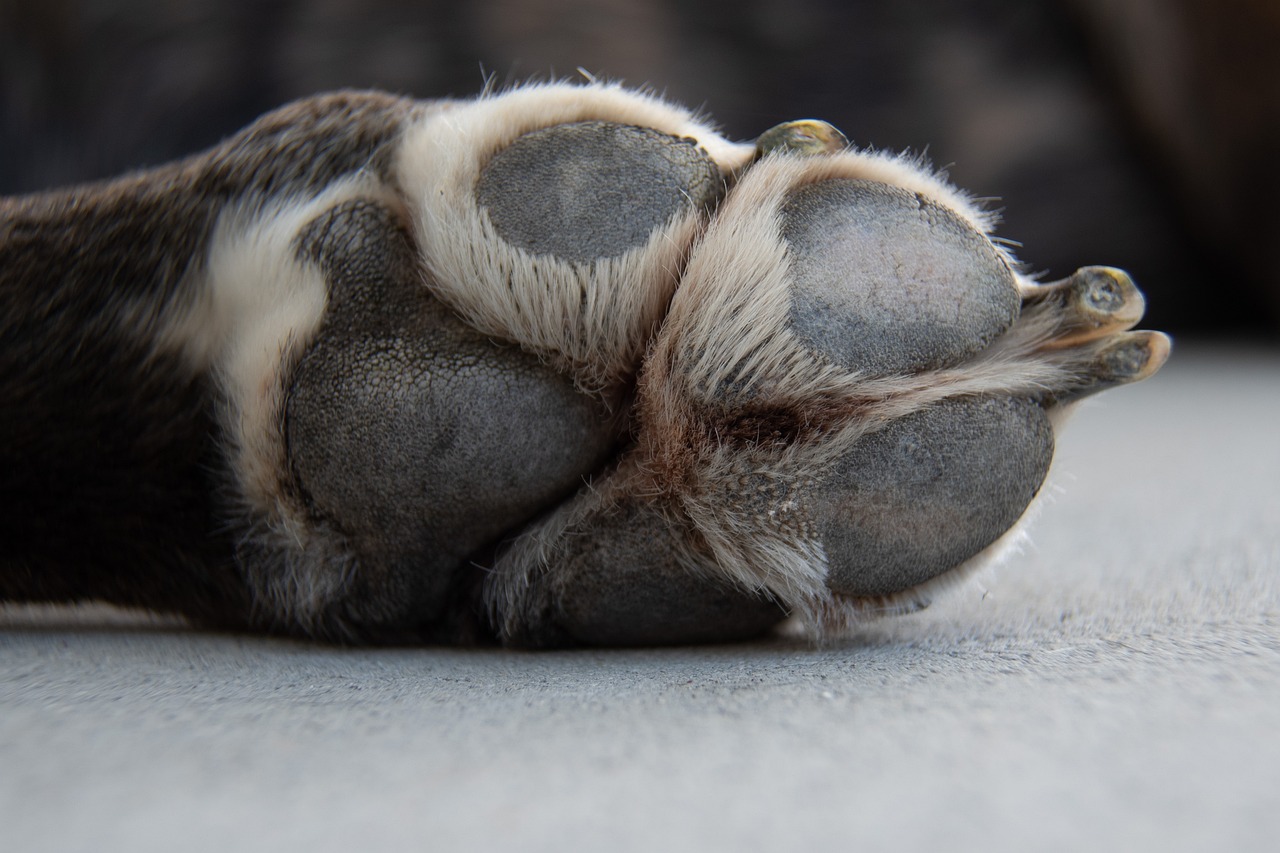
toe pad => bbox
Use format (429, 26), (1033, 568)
(782, 179), (1020, 376)
(539, 500), (788, 647)
(817, 397), (1053, 598)
(477, 121), (721, 264)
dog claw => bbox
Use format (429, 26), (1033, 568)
(1097, 329), (1171, 382)
(1052, 330), (1172, 404)
(1026, 266), (1146, 347)
(755, 120), (849, 158)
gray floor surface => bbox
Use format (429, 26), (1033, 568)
(2, 345), (1278, 852)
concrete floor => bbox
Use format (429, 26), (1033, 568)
(3, 344), (1278, 852)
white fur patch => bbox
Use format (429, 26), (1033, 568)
(181, 182), (359, 500)
(394, 80), (756, 393)
(216, 180), (405, 623)
(145, 177), (401, 626)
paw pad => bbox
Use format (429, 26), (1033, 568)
(815, 397), (1054, 598)
(477, 121), (721, 264)
(782, 179), (1020, 376)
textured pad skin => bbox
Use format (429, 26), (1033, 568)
(286, 202), (617, 622)
(817, 397), (1054, 598)
(476, 121), (721, 263)
(782, 179), (1020, 376)
(516, 499), (788, 648)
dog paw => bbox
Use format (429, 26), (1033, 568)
(7, 84), (1166, 644)
(252, 83), (1167, 644)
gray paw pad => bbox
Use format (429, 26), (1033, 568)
(817, 397), (1053, 598)
(476, 121), (721, 264)
(782, 179), (1020, 376)
(549, 500), (788, 646)
(289, 331), (616, 606)
(286, 203), (617, 617)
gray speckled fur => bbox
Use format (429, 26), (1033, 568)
(0, 91), (417, 629)
(782, 179), (1020, 376)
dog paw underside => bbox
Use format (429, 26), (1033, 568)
(26, 84), (1166, 645)
(222, 83), (1169, 646)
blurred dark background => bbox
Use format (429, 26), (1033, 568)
(3, 0), (1278, 338)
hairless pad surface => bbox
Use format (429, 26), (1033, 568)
(781, 179), (1019, 376)
(818, 397), (1053, 598)
(476, 121), (721, 264)
(285, 202), (617, 617)
(289, 334), (615, 593)
(551, 500), (788, 646)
